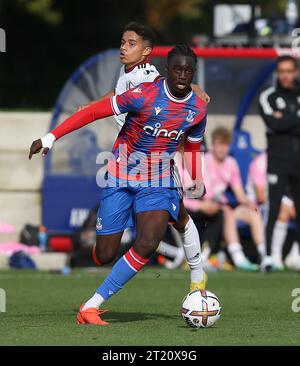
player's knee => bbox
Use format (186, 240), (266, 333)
(95, 246), (116, 264)
(222, 205), (233, 215)
(173, 215), (190, 232)
(278, 205), (290, 222)
(278, 212), (289, 222)
(252, 211), (262, 223)
(134, 233), (160, 257)
(223, 207), (235, 221)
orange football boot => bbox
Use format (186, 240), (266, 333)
(77, 304), (108, 325)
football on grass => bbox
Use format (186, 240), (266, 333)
(181, 289), (221, 328)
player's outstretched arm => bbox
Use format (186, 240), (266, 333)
(191, 84), (210, 104)
(78, 90), (115, 111)
(28, 97), (114, 160)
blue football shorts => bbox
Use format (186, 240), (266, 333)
(96, 186), (180, 235)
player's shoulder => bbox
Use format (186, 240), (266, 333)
(132, 77), (162, 92)
(119, 65), (125, 74)
(135, 62), (159, 74)
(191, 95), (207, 118)
(193, 94), (207, 108)
(129, 62), (160, 83)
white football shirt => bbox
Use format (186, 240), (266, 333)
(114, 62), (160, 129)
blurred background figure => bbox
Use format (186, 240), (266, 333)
(259, 55), (300, 272)
(201, 127), (263, 271)
(180, 127), (264, 272)
(247, 152), (300, 271)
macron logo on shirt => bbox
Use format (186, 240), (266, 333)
(155, 106), (162, 115)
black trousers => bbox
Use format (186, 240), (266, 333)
(189, 210), (224, 253)
(266, 167), (300, 256)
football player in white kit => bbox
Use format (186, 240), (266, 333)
(80, 22), (210, 291)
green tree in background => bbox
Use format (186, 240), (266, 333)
(143, 0), (203, 30)
(16, 0), (62, 25)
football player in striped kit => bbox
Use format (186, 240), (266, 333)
(80, 22), (210, 291)
(29, 45), (209, 325)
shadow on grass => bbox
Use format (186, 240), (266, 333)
(177, 325), (216, 331)
(8, 309), (182, 325)
(104, 311), (178, 323)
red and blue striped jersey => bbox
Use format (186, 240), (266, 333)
(109, 78), (207, 183)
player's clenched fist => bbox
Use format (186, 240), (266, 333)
(28, 133), (56, 160)
(185, 181), (206, 199)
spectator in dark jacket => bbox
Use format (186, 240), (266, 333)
(259, 55), (300, 272)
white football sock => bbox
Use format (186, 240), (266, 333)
(82, 293), (105, 310)
(257, 242), (266, 258)
(271, 221), (288, 265)
(157, 241), (180, 259)
(285, 241), (300, 270)
(175, 217), (204, 282)
(201, 244), (211, 263)
(227, 242), (248, 265)
(164, 247), (185, 269)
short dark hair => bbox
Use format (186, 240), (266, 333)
(211, 127), (232, 144)
(277, 55), (298, 69)
(123, 22), (156, 48)
(167, 44), (197, 65)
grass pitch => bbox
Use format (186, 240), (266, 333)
(0, 268), (299, 346)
